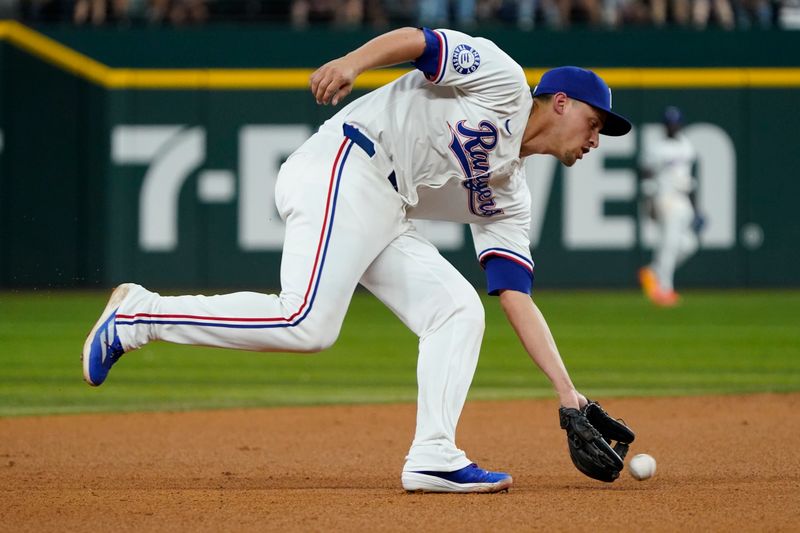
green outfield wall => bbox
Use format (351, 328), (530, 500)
(1, 22), (799, 289)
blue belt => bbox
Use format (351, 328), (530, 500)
(343, 123), (398, 192)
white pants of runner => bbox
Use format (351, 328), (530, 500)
(115, 129), (482, 473)
(651, 192), (698, 292)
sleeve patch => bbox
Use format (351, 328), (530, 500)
(484, 256), (533, 296)
(451, 43), (481, 75)
(412, 28), (445, 82)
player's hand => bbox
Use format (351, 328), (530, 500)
(558, 389), (587, 410)
(310, 57), (358, 106)
(691, 212), (706, 233)
(559, 400), (635, 482)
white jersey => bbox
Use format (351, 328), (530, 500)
(641, 132), (696, 196)
(318, 28), (535, 275)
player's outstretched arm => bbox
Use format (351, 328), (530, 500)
(310, 27), (426, 106)
(498, 289), (587, 409)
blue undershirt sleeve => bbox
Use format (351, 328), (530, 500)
(411, 27), (441, 80)
(484, 256), (533, 296)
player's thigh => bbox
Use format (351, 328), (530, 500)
(360, 228), (484, 337)
(276, 134), (408, 329)
(679, 226), (699, 256)
(658, 195), (691, 242)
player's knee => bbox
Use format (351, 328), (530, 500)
(309, 329), (340, 352)
(289, 335), (337, 354)
(453, 287), (485, 329)
(421, 284), (485, 336)
(290, 321), (342, 353)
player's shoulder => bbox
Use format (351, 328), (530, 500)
(439, 28), (504, 52)
(437, 28), (524, 73)
(674, 132), (696, 150)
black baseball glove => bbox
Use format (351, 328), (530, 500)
(559, 400), (635, 482)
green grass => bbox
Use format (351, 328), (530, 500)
(1, 289), (799, 416)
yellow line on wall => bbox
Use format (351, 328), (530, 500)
(0, 20), (111, 85)
(592, 67), (800, 87)
(3, 21), (800, 89)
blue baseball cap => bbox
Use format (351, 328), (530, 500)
(663, 105), (683, 125)
(532, 66), (632, 137)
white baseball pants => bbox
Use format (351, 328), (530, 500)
(651, 193), (698, 291)
(115, 129), (483, 472)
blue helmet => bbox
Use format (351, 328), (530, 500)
(663, 106), (683, 125)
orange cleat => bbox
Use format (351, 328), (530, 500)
(638, 267), (659, 299)
(652, 289), (680, 307)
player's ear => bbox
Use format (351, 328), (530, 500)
(552, 92), (569, 116)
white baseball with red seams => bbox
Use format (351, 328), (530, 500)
(628, 453), (657, 480)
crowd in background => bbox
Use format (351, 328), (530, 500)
(2, 0), (796, 29)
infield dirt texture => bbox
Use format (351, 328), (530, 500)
(3, 393), (799, 532)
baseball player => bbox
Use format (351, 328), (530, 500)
(83, 27), (633, 493)
(638, 106), (701, 307)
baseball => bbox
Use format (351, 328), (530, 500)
(628, 453), (657, 480)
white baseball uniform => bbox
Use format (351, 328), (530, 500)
(640, 130), (699, 292)
(114, 28), (535, 474)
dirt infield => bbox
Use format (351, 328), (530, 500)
(2, 393), (799, 532)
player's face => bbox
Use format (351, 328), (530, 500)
(666, 121), (681, 137)
(557, 100), (605, 167)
